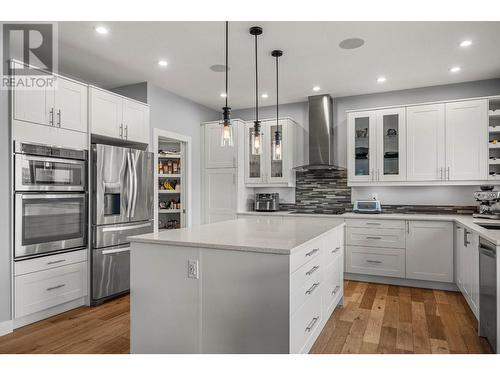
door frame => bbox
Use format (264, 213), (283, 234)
(152, 128), (192, 231)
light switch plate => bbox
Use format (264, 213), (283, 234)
(188, 260), (199, 279)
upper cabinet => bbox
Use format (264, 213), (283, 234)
(90, 87), (150, 144)
(243, 118), (305, 187)
(203, 121), (238, 169)
(348, 98), (489, 185)
(347, 108), (406, 183)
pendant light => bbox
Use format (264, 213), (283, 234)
(250, 26), (263, 155)
(271, 49), (283, 161)
(220, 21), (233, 147)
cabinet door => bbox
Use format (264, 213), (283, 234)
(244, 123), (265, 184)
(406, 104), (446, 181)
(123, 99), (150, 144)
(90, 88), (123, 139)
(265, 120), (289, 184)
(203, 168), (237, 224)
(347, 111), (377, 182)
(406, 221), (454, 282)
(13, 72), (54, 127)
(455, 226), (465, 292)
(204, 122), (237, 168)
(376, 108), (406, 181)
(445, 100), (488, 181)
(54, 77), (88, 133)
(463, 230), (480, 315)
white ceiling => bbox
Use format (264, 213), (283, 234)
(57, 21), (500, 110)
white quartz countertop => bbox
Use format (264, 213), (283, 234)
(237, 211), (500, 245)
(129, 216), (345, 254)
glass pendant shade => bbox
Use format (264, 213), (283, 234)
(220, 107), (233, 147)
(251, 120), (262, 155)
(272, 132), (282, 160)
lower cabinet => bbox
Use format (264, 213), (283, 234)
(456, 226), (480, 318)
(346, 245), (405, 278)
(203, 168), (237, 224)
(406, 221), (454, 282)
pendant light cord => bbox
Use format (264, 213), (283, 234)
(255, 33), (259, 122)
(225, 21), (228, 109)
(276, 54), (279, 132)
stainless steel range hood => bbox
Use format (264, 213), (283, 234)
(294, 94), (344, 171)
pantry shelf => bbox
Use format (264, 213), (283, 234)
(158, 190), (181, 194)
(159, 174), (181, 178)
(159, 209), (181, 213)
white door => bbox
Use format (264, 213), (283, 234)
(406, 221), (454, 282)
(203, 168), (237, 224)
(90, 88), (123, 139)
(54, 77), (88, 133)
(244, 123), (265, 184)
(265, 120), (290, 184)
(123, 99), (150, 144)
(406, 104), (446, 181)
(204, 122), (237, 169)
(376, 107), (406, 181)
(13, 73), (55, 127)
(455, 225), (465, 292)
(466, 230), (480, 315)
(347, 111), (377, 182)
(445, 100), (488, 181)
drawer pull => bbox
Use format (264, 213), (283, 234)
(366, 222), (381, 225)
(366, 260), (382, 264)
(47, 259), (66, 265)
(306, 265), (320, 276)
(305, 282), (320, 295)
(332, 285), (340, 295)
(366, 236), (382, 240)
(46, 284), (66, 291)
(331, 247), (340, 254)
(305, 316), (320, 332)
(305, 248), (319, 257)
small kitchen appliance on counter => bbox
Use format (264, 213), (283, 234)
(255, 193), (279, 212)
(353, 200), (382, 214)
(473, 186), (500, 220)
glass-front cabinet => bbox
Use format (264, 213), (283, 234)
(348, 107), (406, 183)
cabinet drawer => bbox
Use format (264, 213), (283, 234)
(346, 245), (405, 278)
(15, 249), (87, 276)
(323, 256), (343, 318)
(346, 227), (405, 249)
(290, 288), (322, 354)
(290, 238), (323, 274)
(15, 262), (88, 318)
(323, 227), (343, 268)
(290, 267), (322, 315)
(345, 218), (405, 230)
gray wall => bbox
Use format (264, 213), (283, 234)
(146, 84), (219, 225)
(0, 88), (11, 323)
(111, 82), (148, 103)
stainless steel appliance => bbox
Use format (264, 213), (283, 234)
(353, 200), (382, 214)
(479, 238), (497, 352)
(91, 144), (154, 304)
(473, 186), (500, 219)
(255, 193), (279, 212)
(14, 142), (88, 259)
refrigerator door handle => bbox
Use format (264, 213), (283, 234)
(131, 153), (138, 218)
(126, 152), (134, 219)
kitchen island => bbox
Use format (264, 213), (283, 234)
(128, 216), (345, 354)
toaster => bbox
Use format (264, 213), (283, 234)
(255, 193), (279, 212)
(353, 200), (382, 214)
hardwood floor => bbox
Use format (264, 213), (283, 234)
(0, 281), (492, 354)
(310, 280), (493, 354)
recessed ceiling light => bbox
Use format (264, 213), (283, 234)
(158, 60), (168, 67)
(261, 93), (269, 99)
(377, 76), (387, 83)
(95, 26), (109, 35)
(459, 40), (472, 48)
(312, 86), (320, 92)
(210, 64), (229, 73)
(220, 92), (227, 98)
(450, 66), (461, 73)
(339, 38), (365, 50)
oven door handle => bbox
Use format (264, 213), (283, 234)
(17, 154), (85, 165)
(19, 193), (85, 199)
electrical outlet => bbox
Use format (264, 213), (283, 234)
(371, 193), (378, 201)
(188, 260), (199, 279)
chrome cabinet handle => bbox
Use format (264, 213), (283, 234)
(332, 285), (340, 295)
(306, 265), (320, 276)
(464, 230), (470, 246)
(57, 109), (61, 127)
(407, 221), (410, 234)
(119, 124), (123, 138)
(446, 167), (450, 180)
(305, 316), (320, 332)
(305, 248), (319, 257)
(49, 107), (54, 125)
(305, 282), (320, 295)
(47, 284), (65, 291)
(47, 259), (65, 265)
(439, 167), (443, 180)
(366, 236), (382, 240)
(366, 222), (381, 226)
(124, 125), (128, 139)
(331, 247), (340, 254)
(366, 260), (382, 264)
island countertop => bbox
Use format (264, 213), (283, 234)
(128, 216), (344, 254)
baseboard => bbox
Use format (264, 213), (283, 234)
(345, 273), (459, 292)
(0, 320), (13, 336)
(13, 297), (86, 329)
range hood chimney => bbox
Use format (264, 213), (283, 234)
(294, 94), (344, 171)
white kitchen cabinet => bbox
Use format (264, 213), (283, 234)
(54, 77), (88, 133)
(244, 118), (304, 187)
(458, 227), (480, 318)
(347, 111), (377, 182)
(406, 221), (454, 282)
(203, 168), (237, 224)
(90, 87), (150, 143)
(406, 104), (446, 181)
(13, 78), (54, 126)
(445, 100), (488, 181)
(455, 225), (465, 292)
(203, 121), (238, 169)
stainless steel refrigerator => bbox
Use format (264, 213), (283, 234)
(91, 144), (154, 304)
